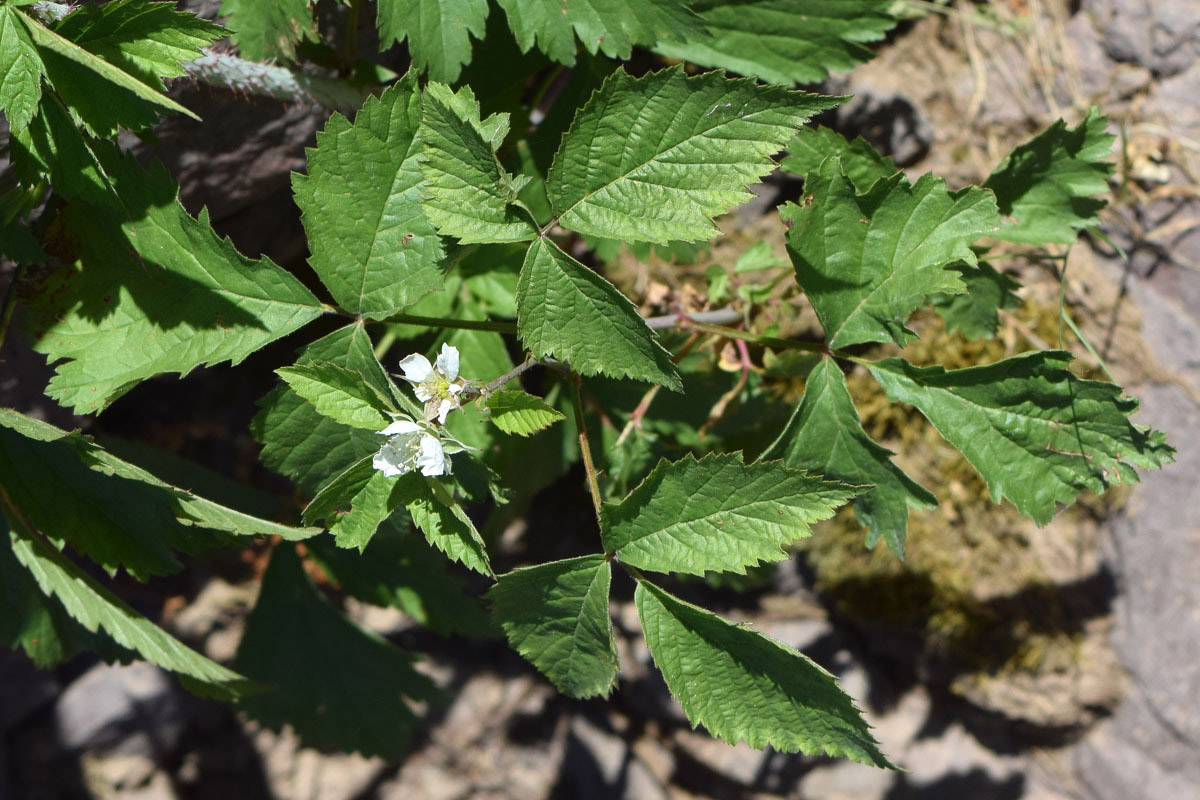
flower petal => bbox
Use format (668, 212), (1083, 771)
(436, 343), (460, 381)
(399, 353), (433, 383)
(378, 419), (420, 436)
(373, 444), (407, 477)
(435, 398), (456, 424)
(416, 434), (449, 476)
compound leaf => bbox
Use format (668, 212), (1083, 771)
(983, 108), (1114, 244)
(29, 151), (323, 414)
(488, 554), (618, 698)
(930, 261), (1020, 340)
(495, 0), (702, 65)
(217, 0), (312, 61)
(655, 0), (895, 85)
(601, 452), (856, 576)
(762, 358), (934, 558)
(418, 82), (537, 243)
(376, 0), (489, 83)
(330, 470), (403, 551)
(484, 389), (565, 436)
(869, 352), (1174, 524)
(0, 5), (45, 129)
(516, 238), (681, 390)
(781, 126), (897, 190)
(294, 75), (444, 317)
(635, 580), (891, 766)
(783, 156), (1000, 348)
(54, 0), (224, 91)
(5, 522), (254, 700)
(235, 544), (439, 757)
(547, 67), (839, 243)
(404, 476), (493, 576)
(254, 324), (399, 494)
(276, 362), (395, 431)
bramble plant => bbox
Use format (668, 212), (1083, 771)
(0, 0), (1174, 768)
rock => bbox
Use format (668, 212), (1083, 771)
(834, 91), (933, 167)
(54, 663), (184, 757)
(560, 714), (670, 800)
(250, 725), (386, 800)
(1085, 0), (1200, 77)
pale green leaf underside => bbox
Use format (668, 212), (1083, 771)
(7, 526), (254, 700)
(636, 581), (891, 766)
(602, 452), (856, 576)
(783, 156), (1000, 348)
(235, 545), (438, 757)
(547, 67), (840, 243)
(762, 358), (934, 558)
(983, 108), (1114, 244)
(254, 324), (401, 494)
(488, 554), (618, 698)
(217, 0), (312, 61)
(496, 0), (702, 65)
(376, 0), (488, 83)
(31, 152), (323, 414)
(0, 6), (45, 129)
(781, 126), (897, 191)
(55, 0), (225, 90)
(276, 362), (395, 431)
(19, 7), (196, 119)
(419, 83), (536, 243)
(655, 0), (895, 85)
(869, 352), (1174, 525)
(516, 238), (682, 390)
(485, 389), (566, 436)
(294, 75), (444, 317)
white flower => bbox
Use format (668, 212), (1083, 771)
(373, 419), (452, 477)
(399, 343), (467, 424)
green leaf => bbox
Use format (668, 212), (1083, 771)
(404, 476), (493, 577)
(235, 544), (439, 757)
(635, 580), (890, 766)
(601, 452), (856, 576)
(217, 0), (313, 61)
(762, 358), (934, 558)
(20, 5), (197, 135)
(8, 93), (116, 205)
(254, 324), (398, 494)
(516, 238), (682, 390)
(5, 521), (254, 700)
(307, 522), (493, 638)
(418, 82), (537, 243)
(53, 0), (224, 91)
(930, 261), (1020, 340)
(294, 75), (445, 317)
(868, 352), (1174, 524)
(734, 240), (787, 274)
(655, 0), (895, 85)
(983, 108), (1114, 244)
(29, 150), (323, 414)
(484, 389), (565, 436)
(487, 554), (618, 698)
(495, 0), (703, 65)
(0, 215), (45, 264)
(0, 5), (46, 129)
(302, 455), (375, 525)
(276, 362), (395, 431)
(782, 157), (1000, 348)
(376, 0), (489, 83)
(547, 67), (839, 243)
(330, 470), (404, 551)
(780, 126), (898, 190)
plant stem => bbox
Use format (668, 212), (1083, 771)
(644, 308), (742, 330)
(380, 313), (518, 334)
(465, 355), (540, 399)
(613, 332), (700, 448)
(679, 319), (830, 355)
(570, 374), (604, 520)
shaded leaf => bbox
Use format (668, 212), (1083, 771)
(780, 126), (897, 190)
(930, 261), (1020, 340)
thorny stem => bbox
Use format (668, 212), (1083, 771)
(570, 374), (604, 520)
(464, 355), (541, 400)
(680, 319), (831, 355)
(700, 337), (752, 438)
(379, 314), (519, 333)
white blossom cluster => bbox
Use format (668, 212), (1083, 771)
(372, 344), (470, 478)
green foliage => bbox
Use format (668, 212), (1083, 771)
(484, 389), (566, 436)
(984, 109), (1114, 244)
(869, 352), (1174, 524)
(488, 554), (619, 697)
(781, 126), (898, 189)
(0, 6), (45, 129)
(276, 362), (396, 431)
(765, 358), (934, 557)
(235, 545), (439, 757)
(782, 156), (1000, 348)
(404, 477), (494, 577)
(294, 75), (445, 317)
(217, 0), (312, 61)
(516, 238), (682, 389)
(601, 453), (858, 576)
(931, 262), (1021, 340)
(496, 0), (703, 65)
(636, 580), (890, 766)
(546, 67), (839, 243)
(376, 0), (489, 83)
(655, 0), (896, 84)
